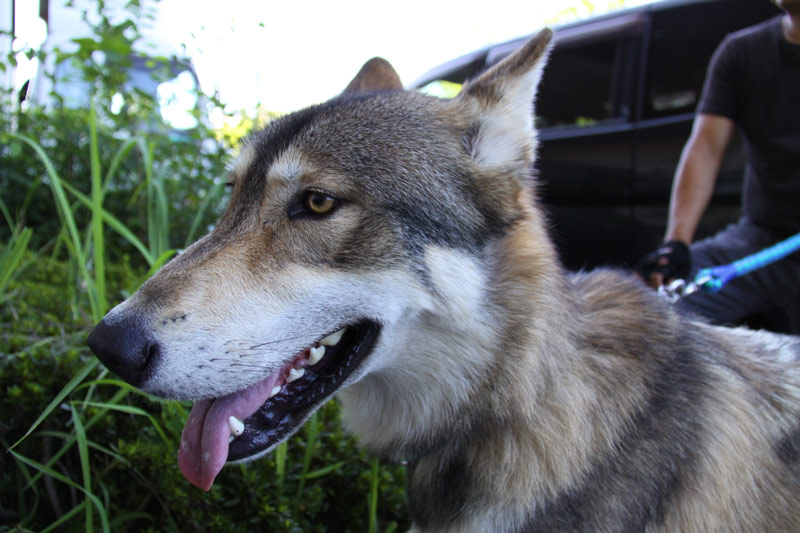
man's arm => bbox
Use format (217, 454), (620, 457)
(665, 113), (735, 244)
(643, 113), (735, 288)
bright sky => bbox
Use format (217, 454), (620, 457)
(152, 0), (657, 115)
(13, 0), (657, 118)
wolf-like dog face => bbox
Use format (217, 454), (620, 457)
(89, 30), (553, 491)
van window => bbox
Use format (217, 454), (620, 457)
(643, 2), (778, 120)
(536, 38), (625, 130)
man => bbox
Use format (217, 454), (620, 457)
(639, 0), (800, 333)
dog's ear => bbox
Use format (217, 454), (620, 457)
(343, 57), (403, 94)
(457, 28), (552, 169)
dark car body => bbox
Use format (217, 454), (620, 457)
(412, 0), (781, 270)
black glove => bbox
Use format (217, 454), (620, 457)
(636, 240), (691, 283)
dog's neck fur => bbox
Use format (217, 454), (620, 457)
(340, 185), (692, 531)
(337, 188), (606, 528)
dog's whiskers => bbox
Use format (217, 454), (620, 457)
(222, 333), (313, 354)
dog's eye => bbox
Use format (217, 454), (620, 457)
(288, 191), (341, 219)
(305, 192), (338, 216)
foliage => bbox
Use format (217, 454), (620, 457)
(0, 256), (408, 531)
(0, 1), (409, 531)
(213, 105), (283, 153)
(0, 278), (408, 531)
(1, 0), (229, 263)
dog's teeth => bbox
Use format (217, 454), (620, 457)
(287, 368), (305, 382)
(270, 385), (282, 398)
(309, 345), (326, 365)
(228, 415), (245, 437)
(320, 328), (345, 346)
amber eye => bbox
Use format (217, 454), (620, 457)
(305, 192), (338, 215)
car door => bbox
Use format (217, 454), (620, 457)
(533, 14), (645, 269)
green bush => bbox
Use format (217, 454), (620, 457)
(1, 105), (229, 264)
(0, 256), (408, 532)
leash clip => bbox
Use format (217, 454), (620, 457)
(658, 273), (714, 303)
(658, 278), (699, 303)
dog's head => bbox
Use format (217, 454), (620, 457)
(88, 29), (552, 490)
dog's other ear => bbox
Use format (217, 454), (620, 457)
(457, 28), (552, 168)
(343, 57), (403, 94)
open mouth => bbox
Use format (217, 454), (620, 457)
(177, 320), (380, 490)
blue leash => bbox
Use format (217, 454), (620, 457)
(659, 232), (800, 303)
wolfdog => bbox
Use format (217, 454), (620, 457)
(88, 29), (800, 531)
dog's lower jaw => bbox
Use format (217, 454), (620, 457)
(178, 321), (381, 490)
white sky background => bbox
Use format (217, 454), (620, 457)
(15, 0), (657, 117)
(153, 0), (657, 115)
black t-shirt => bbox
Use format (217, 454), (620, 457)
(699, 16), (800, 235)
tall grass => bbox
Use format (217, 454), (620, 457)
(5, 102), (214, 531)
(0, 207), (33, 305)
(3, 103), (402, 531)
(6, 102), (167, 532)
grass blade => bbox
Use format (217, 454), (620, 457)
(103, 137), (138, 193)
(9, 358), (98, 451)
(21, 388), (129, 491)
(0, 195), (14, 228)
(89, 100), (107, 316)
(368, 457), (380, 533)
(184, 179), (225, 246)
(41, 501), (87, 533)
(294, 412), (320, 508)
(71, 404), (94, 532)
(37, 430), (131, 465)
(136, 138), (169, 259)
(58, 179), (155, 266)
(153, 170), (170, 256)
(0, 225), (33, 300)
(275, 441), (287, 493)
(8, 443), (40, 524)
(295, 461), (343, 481)
(142, 249), (176, 282)
(6, 132), (99, 319)
(10, 449), (110, 533)
(78, 400), (170, 444)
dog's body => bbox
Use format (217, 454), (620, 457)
(88, 29), (800, 531)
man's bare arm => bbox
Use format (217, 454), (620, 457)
(665, 113), (735, 245)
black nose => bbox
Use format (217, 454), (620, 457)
(87, 316), (160, 387)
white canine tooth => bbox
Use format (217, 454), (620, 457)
(287, 368), (305, 382)
(320, 328), (345, 346)
(309, 345), (326, 365)
(228, 415), (245, 437)
(270, 386), (282, 398)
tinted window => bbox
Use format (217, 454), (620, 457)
(537, 38), (625, 130)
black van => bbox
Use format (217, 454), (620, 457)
(411, 0), (781, 270)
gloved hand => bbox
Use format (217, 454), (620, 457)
(636, 240), (691, 289)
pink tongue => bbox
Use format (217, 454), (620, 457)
(177, 373), (280, 490)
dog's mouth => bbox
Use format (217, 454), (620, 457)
(177, 320), (380, 491)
